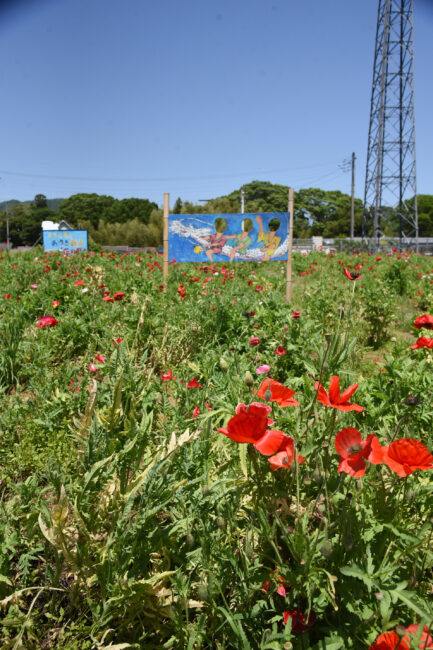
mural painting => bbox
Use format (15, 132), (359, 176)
(169, 213), (289, 263)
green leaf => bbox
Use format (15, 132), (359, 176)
(340, 564), (373, 590)
(392, 589), (433, 621)
(239, 444), (248, 478)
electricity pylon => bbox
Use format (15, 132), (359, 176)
(363, 0), (418, 251)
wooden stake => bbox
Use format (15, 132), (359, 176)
(163, 192), (169, 290)
(285, 187), (294, 303)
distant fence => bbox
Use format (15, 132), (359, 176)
(293, 237), (433, 255)
(3, 239), (433, 255)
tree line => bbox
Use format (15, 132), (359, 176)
(1, 183), (432, 247)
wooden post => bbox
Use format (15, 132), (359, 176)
(163, 192), (169, 290)
(285, 187), (294, 303)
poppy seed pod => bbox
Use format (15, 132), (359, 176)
(408, 574), (418, 588)
(264, 387), (272, 400)
(219, 357), (229, 372)
(344, 531), (354, 551)
(216, 516), (225, 529)
(375, 592), (384, 600)
(320, 539), (333, 558)
(406, 489), (415, 503)
(186, 534), (195, 547)
(404, 394), (422, 406)
(197, 584), (209, 602)
(244, 371), (254, 387)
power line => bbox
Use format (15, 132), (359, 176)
(0, 160), (341, 184)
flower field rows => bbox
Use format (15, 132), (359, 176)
(0, 247), (432, 648)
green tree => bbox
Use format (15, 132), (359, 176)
(33, 193), (48, 208)
(172, 198), (183, 214)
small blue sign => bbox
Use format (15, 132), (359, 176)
(43, 230), (88, 253)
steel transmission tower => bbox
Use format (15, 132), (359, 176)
(363, 0), (418, 251)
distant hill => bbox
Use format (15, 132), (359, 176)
(0, 198), (64, 212)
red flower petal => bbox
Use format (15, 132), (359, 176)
(255, 379), (299, 407)
(339, 382), (360, 404)
(365, 435), (387, 465)
(335, 427), (362, 458)
(411, 336), (433, 349)
(413, 314), (433, 330)
(328, 376), (341, 404)
(338, 455), (367, 477)
(235, 402), (272, 417)
(384, 438), (433, 476)
(222, 405), (270, 444)
(405, 624), (433, 649)
(254, 429), (285, 455)
(369, 631), (409, 650)
(314, 382), (329, 404)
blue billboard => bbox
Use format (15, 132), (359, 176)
(43, 230), (88, 253)
(169, 213), (290, 263)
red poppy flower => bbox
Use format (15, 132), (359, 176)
(255, 378), (299, 407)
(283, 609), (316, 633)
(274, 346), (287, 356)
(113, 292), (125, 301)
(217, 402), (284, 456)
(36, 315), (58, 328)
(4, 294), (11, 299)
(268, 435), (306, 471)
(112, 337), (123, 344)
(413, 314), (433, 330)
(411, 337), (433, 349)
(94, 355), (105, 364)
(383, 438), (433, 477)
(249, 336), (261, 346)
(74, 280), (85, 286)
(292, 310), (301, 319)
(52, 300), (60, 308)
(187, 377), (203, 389)
(255, 285), (263, 291)
(335, 428), (385, 477)
(161, 369), (176, 382)
(103, 295), (114, 302)
(369, 631), (409, 650)
(192, 405), (200, 418)
(315, 376), (364, 412)
(89, 363), (98, 372)
(405, 624), (433, 649)
(262, 570), (288, 597)
(344, 268), (362, 280)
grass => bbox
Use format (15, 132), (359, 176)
(0, 247), (432, 648)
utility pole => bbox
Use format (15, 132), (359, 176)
(6, 202), (10, 250)
(350, 152), (356, 239)
(240, 188), (245, 214)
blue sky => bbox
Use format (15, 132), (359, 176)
(1, 0), (432, 208)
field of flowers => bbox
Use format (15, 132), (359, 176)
(0, 246), (432, 649)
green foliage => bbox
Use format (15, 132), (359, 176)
(0, 247), (432, 648)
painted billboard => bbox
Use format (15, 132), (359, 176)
(43, 230), (88, 253)
(169, 213), (290, 263)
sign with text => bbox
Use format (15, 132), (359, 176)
(43, 230), (88, 253)
(168, 213), (290, 263)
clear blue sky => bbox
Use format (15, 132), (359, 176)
(1, 0), (432, 208)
